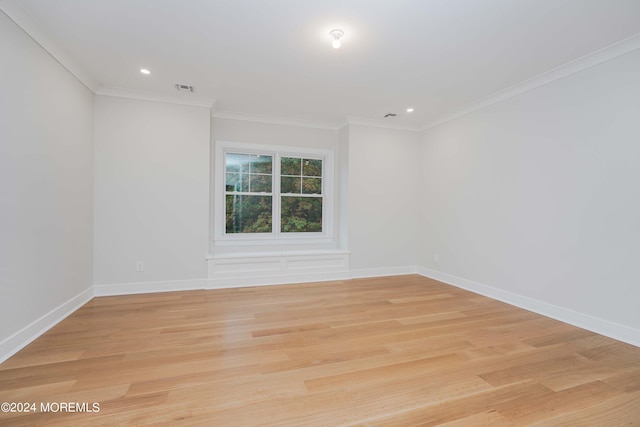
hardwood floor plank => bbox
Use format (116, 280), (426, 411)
(531, 390), (640, 426)
(360, 382), (554, 426)
(436, 410), (514, 427)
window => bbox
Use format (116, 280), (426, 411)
(279, 157), (323, 233)
(214, 141), (334, 244)
(225, 153), (273, 233)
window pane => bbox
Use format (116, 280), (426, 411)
(226, 195), (272, 233)
(302, 177), (322, 194)
(281, 196), (322, 233)
(281, 176), (301, 194)
(226, 172), (249, 192)
(226, 153), (251, 173)
(250, 174), (272, 193)
(281, 157), (301, 175)
(251, 155), (272, 174)
(303, 159), (322, 177)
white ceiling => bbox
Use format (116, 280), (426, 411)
(6, 0), (640, 128)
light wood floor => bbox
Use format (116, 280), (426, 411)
(1, 275), (640, 426)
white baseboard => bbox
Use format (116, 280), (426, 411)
(0, 286), (94, 364)
(417, 266), (640, 348)
(93, 278), (208, 296)
(349, 265), (418, 279)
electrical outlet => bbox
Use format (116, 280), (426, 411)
(433, 254), (440, 264)
(136, 261), (144, 272)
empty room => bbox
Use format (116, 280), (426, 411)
(2, 0), (640, 425)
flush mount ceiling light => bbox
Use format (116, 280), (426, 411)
(406, 108), (414, 113)
(140, 68), (151, 75)
(329, 29), (344, 49)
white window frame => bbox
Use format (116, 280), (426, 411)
(214, 140), (334, 246)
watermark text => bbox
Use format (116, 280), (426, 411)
(1, 402), (100, 413)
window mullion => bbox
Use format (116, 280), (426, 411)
(273, 153), (281, 237)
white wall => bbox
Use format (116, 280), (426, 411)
(348, 125), (421, 271)
(338, 125), (350, 251)
(0, 11), (94, 353)
(93, 96), (210, 286)
(420, 49), (640, 333)
(212, 117), (338, 150)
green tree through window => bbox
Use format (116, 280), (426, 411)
(280, 157), (322, 232)
(224, 151), (324, 235)
(225, 154), (273, 233)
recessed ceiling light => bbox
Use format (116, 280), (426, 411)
(140, 68), (151, 75)
(406, 108), (414, 113)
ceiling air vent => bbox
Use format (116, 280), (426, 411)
(175, 84), (194, 93)
(384, 113), (397, 118)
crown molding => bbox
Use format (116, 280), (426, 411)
(337, 119), (350, 131)
(0, 0), (100, 92)
(421, 32), (640, 131)
(95, 86), (216, 108)
(347, 116), (423, 132)
(211, 110), (340, 130)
